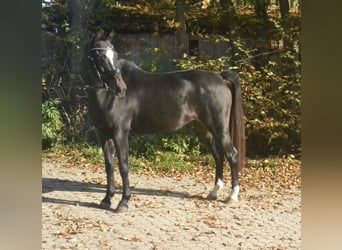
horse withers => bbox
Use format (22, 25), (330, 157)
(84, 30), (246, 212)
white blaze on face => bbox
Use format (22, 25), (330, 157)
(105, 48), (115, 69)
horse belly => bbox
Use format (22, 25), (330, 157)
(131, 105), (196, 134)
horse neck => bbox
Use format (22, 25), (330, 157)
(120, 59), (145, 73)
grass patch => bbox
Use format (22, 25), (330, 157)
(130, 151), (198, 173)
(42, 144), (300, 176)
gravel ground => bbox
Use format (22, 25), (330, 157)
(42, 158), (301, 249)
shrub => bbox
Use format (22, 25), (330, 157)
(129, 123), (202, 159)
(141, 56), (167, 73)
(242, 50), (301, 157)
(42, 98), (65, 149)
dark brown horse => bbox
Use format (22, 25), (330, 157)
(84, 30), (245, 212)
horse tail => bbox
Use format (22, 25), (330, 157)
(220, 70), (246, 171)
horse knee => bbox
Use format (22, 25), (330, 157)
(119, 165), (129, 177)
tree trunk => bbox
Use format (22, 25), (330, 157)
(175, 0), (188, 58)
(253, 0), (271, 70)
(254, 0), (269, 22)
(279, 0), (290, 21)
(220, 0), (238, 32)
(67, 0), (101, 75)
(219, 0), (240, 63)
(220, 0), (236, 11)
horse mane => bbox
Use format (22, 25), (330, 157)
(119, 59), (141, 71)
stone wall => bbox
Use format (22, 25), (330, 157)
(42, 31), (277, 72)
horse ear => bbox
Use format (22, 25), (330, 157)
(108, 29), (115, 41)
(94, 29), (105, 41)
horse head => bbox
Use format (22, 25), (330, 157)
(88, 29), (127, 97)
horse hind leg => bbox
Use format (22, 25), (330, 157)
(225, 143), (240, 202)
(218, 133), (241, 203)
(201, 132), (225, 200)
(194, 122), (232, 201)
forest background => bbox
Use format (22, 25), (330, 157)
(41, 0), (301, 172)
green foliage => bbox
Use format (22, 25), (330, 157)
(241, 52), (301, 156)
(161, 134), (199, 156)
(129, 127), (202, 160)
(67, 142), (104, 165)
(146, 151), (196, 172)
(129, 149), (214, 174)
(42, 98), (64, 149)
(141, 56), (167, 73)
(42, 0), (71, 36)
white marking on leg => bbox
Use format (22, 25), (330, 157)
(209, 178), (224, 199)
(229, 185), (240, 201)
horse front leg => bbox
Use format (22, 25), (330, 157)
(113, 131), (131, 213)
(100, 139), (116, 209)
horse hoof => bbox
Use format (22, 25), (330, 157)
(225, 197), (238, 205)
(115, 205), (129, 213)
(206, 193), (218, 200)
(99, 201), (111, 209)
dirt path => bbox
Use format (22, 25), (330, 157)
(42, 158), (301, 249)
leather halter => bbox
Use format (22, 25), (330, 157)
(87, 46), (121, 89)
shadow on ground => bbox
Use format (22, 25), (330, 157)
(42, 177), (205, 212)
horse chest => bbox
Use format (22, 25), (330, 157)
(88, 103), (114, 126)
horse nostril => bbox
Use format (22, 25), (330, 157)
(114, 87), (125, 97)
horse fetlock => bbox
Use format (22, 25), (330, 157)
(107, 188), (115, 198)
(229, 185), (240, 202)
(207, 178), (224, 200)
